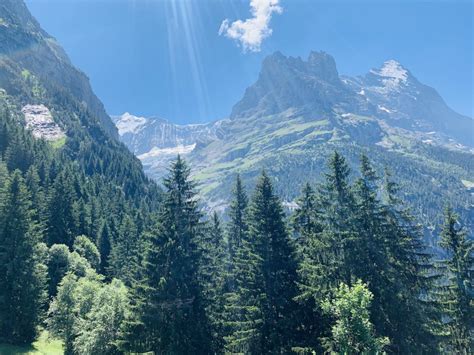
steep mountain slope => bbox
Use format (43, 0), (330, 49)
(0, 0), (117, 138)
(0, 0), (160, 244)
(117, 51), (473, 234)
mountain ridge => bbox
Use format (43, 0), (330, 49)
(115, 51), (473, 234)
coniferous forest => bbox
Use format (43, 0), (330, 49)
(0, 0), (473, 354)
(0, 96), (472, 353)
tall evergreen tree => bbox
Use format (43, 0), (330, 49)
(108, 214), (139, 286)
(123, 156), (212, 353)
(97, 221), (112, 276)
(0, 170), (47, 344)
(47, 169), (78, 246)
(380, 168), (440, 353)
(292, 182), (327, 352)
(299, 151), (356, 302)
(291, 182), (322, 250)
(227, 171), (299, 353)
(227, 174), (249, 278)
(224, 174), (264, 353)
(200, 212), (228, 352)
(437, 207), (473, 353)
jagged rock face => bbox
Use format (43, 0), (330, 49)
(0, 0), (118, 138)
(22, 104), (65, 141)
(115, 51), (473, 220)
(230, 51), (372, 119)
(112, 113), (226, 156)
(343, 60), (473, 146)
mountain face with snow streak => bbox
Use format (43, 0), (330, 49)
(112, 113), (226, 179)
(343, 60), (473, 146)
(116, 51), (473, 230)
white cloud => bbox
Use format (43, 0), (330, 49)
(219, 0), (283, 52)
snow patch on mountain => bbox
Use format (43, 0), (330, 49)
(138, 144), (196, 159)
(115, 112), (148, 135)
(370, 60), (408, 92)
(22, 104), (65, 141)
(378, 105), (391, 113)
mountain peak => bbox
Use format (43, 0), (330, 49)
(307, 51), (339, 83)
(373, 59), (408, 81)
(363, 59), (413, 95)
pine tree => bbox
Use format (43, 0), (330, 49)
(352, 155), (393, 327)
(123, 156), (212, 353)
(47, 169), (78, 246)
(224, 174), (264, 353)
(299, 151), (356, 301)
(291, 182), (322, 250)
(108, 214), (139, 286)
(376, 167), (440, 352)
(292, 182), (327, 352)
(227, 174), (249, 276)
(227, 171), (299, 353)
(200, 212), (228, 352)
(97, 221), (112, 276)
(0, 170), (47, 344)
(437, 207), (473, 353)
(25, 166), (48, 230)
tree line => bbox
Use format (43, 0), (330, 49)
(0, 150), (472, 354)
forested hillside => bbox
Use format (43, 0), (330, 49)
(0, 1), (472, 354)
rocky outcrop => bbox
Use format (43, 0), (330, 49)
(22, 104), (65, 141)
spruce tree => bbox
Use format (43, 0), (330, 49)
(108, 214), (139, 286)
(200, 212), (228, 352)
(375, 167), (440, 352)
(123, 156), (212, 353)
(299, 151), (356, 299)
(224, 174), (264, 353)
(438, 207), (473, 353)
(0, 170), (47, 344)
(47, 169), (78, 246)
(291, 182), (322, 250)
(227, 174), (249, 272)
(228, 171), (299, 353)
(292, 182), (327, 352)
(97, 221), (112, 276)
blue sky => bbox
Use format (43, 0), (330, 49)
(26, 0), (472, 124)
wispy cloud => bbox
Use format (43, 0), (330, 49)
(219, 0), (283, 52)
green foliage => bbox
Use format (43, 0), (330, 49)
(47, 270), (128, 355)
(297, 153), (440, 352)
(97, 222), (112, 276)
(225, 171), (299, 353)
(437, 207), (473, 353)
(47, 244), (71, 297)
(123, 156), (212, 353)
(226, 174), (249, 285)
(199, 212), (228, 352)
(73, 279), (129, 355)
(321, 280), (389, 354)
(0, 170), (47, 344)
(108, 215), (140, 286)
(73, 235), (100, 271)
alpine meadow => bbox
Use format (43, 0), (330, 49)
(0, 0), (472, 354)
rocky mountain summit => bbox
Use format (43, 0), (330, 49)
(116, 51), (472, 228)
